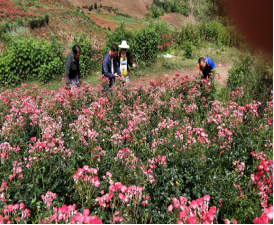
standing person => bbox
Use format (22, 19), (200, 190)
(65, 45), (82, 88)
(102, 44), (121, 87)
(117, 40), (136, 84)
(197, 57), (216, 79)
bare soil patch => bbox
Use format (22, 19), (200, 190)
(160, 13), (181, 28)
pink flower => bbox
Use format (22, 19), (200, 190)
(20, 203), (25, 209)
(1, 182), (7, 190)
(172, 198), (179, 208)
(190, 200), (198, 209)
(187, 216), (197, 224)
(208, 206), (216, 215)
(119, 193), (124, 200)
(142, 200), (148, 206)
(179, 211), (186, 219)
(94, 181), (101, 187)
(166, 43), (170, 47)
(83, 209), (90, 216)
(168, 204), (173, 212)
(233, 219), (237, 224)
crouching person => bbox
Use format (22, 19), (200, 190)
(65, 45), (82, 88)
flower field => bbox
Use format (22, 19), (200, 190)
(0, 74), (272, 224)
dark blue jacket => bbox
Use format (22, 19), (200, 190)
(102, 52), (121, 85)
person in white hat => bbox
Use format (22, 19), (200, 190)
(117, 40), (136, 84)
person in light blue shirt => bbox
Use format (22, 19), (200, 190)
(198, 57), (216, 79)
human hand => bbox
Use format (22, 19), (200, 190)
(133, 63), (136, 68)
(79, 79), (82, 85)
(114, 73), (120, 78)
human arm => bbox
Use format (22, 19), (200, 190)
(197, 64), (203, 78)
(78, 61), (82, 84)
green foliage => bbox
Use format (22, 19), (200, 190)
(149, 0), (189, 17)
(94, 2), (97, 10)
(226, 54), (252, 92)
(105, 21), (175, 67)
(131, 27), (160, 66)
(179, 20), (244, 49)
(226, 53), (273, 107)
(0, 37), (64, 86)
(116, 13), (131, 18)
(38, 57), (63, 83)
(104, 22), (134, 54)
(88, 5), (93, 11)
(184, 40), (193, 58)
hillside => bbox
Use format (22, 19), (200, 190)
(68, 0), (152, 18)
(0, 0), (106, 51)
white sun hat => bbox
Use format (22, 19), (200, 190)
(119, 40), (130, 49)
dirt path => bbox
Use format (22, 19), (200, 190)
(130, 61), (233, 87)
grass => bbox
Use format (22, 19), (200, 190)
(131, 42), (241, 77)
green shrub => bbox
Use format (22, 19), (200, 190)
(104, 22), (134, 54)
(0, 37), (64, 86)
(28, 16), (47, 29)
(179, 20), (244, 48)
(150, 0), (189, 16)
(105, 21), (173, 67)
(117, 13), (131, 18)
(94, 2), (97, 10)
(72, 34), (103, 77)
(226, 53), (273, 107)
(131, 27), (160, 66)
(38, 57), (63, 83)
(89, 5), (93, 11)
(184, 40), (193, 58)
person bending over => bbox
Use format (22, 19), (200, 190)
(198, 57), (216, 79)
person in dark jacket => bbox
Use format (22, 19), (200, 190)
(102, 44), (121, 87)
(65, 45), (82, 88)
(117, 40), (136, 84)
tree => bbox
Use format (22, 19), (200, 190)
(94, 2), (97, 10)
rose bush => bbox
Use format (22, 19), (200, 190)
(0, 74), (272, 223)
